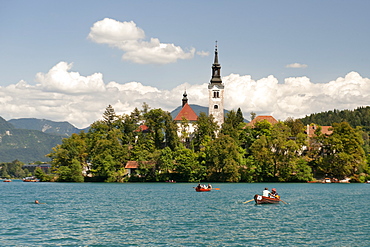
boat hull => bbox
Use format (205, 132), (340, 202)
(195, 187), (212, 192)
(254, 194), (280, 204)
(22, 177), (39, 182)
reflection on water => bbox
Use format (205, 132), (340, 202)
(1, 182), (370, 246)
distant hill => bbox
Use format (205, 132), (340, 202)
(171, 104), (249, 122)
(9, 118), (89, 136)
(0, 117), (63, 163)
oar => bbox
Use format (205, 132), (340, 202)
(278, 199), (288, 204)
(212, 188), (220, 190)
(243, 199), (255, 204)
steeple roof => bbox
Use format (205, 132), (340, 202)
(182, 90), (188, 107)
(174, 103), (198, 121)
(209, 41), (223, 86)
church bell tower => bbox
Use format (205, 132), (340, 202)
(208, 42), (224, 126)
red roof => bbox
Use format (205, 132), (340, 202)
(125, 161), (139, 169)
(174, 103), (198, 121)
(125, 161), (156, 169)
(245, 115), (278, 128)
(306, 125), (333, 137)
(135, 125), (149, 132)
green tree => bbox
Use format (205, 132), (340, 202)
(205, 134), (244, 182)
(317, 122), (366, 179)
(48, 132), (87, 182)
(192, 112), (219, 151)
(221, 109), (244, 142)
(88, 121), (127, 182)
(103, 105), (117, 130)
(34, 167), (54, 182)
(0, 164), (10, 178)
(250, 122), (305, 182)
(173, 145), (205, 182)
(285, 117), (305, 137)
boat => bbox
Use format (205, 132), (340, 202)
(195, 187), (212, 192)
(22, 177), (39, 182)
(3, 179), (12, 182)
(254, 194), (280, 204)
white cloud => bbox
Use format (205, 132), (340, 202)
(1, 62), (370, 128)
(196, 51), (210, 57)
(88, 18), (196, 64)
(35, 62), (106, 93)
(285, 63), (308, 68)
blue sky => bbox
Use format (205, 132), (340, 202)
(1, 1), (370, 128)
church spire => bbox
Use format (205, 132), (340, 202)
(208, 42), (224, 126)
(210, 41), (222, 84)
(182, 90), (188, 107)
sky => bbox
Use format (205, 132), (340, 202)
(1, 0), (370, 128)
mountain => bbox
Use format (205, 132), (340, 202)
(9, 118), (89, 136)
(171, 104), (249, 122)
(0, 117), (63, 163)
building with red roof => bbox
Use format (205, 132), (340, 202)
(244, 115), (278, 128)
(174, 91), (198, 143)
(305, 124), (333, 138)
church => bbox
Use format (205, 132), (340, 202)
(174, 44), (225, 141)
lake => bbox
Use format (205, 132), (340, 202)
(1, 181), (369, 246)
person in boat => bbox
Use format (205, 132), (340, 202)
(270, 188), (279, 198)
(207, 184), (212, 189)
(262, 188), (270, 197)
(35, 200), (40, 204)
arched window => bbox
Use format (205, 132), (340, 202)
(214, 105), (218, 109)
(213, 91), (220, 98)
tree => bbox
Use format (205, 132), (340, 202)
(285, 117), (305, 137)
(250, 112), (256, 121)
(103, 105), (117, 130)
(163, 112), (179, 150)
(317, 122), (366, 179)
(0, 164), (10, 178)
(157, 147), (175, 181)
(88, 122), (127, 182)
(34, 167), (54, 182)
(173, 145), (205, 182)
(144, 108), (167, 149)
(250, 122), (304, 182)
(221, 109), (244, 142)
(47, 132), (88, 182)
(205, 134), (244, 182)
(192, 112), (219, 151)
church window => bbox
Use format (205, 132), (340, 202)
(214, 105), (218, 109)
(213, 91), (220, 98)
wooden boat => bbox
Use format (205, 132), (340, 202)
(22, 177), (39, 182)
(3, 179), (12, 182)
(195, 187), (212, 192)
(254, 194), (280, 204)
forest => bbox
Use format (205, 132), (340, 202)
(300, 106), (370, 131)
(33, 104), (370, 183)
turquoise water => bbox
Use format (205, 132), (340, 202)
(1, 181), (370, 246)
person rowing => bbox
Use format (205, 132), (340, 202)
(270, 188), (279, 198)
(262, 187), (270, 197)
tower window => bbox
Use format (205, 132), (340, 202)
(214, 105), (218, 109)
(213, 91), (220, 98)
